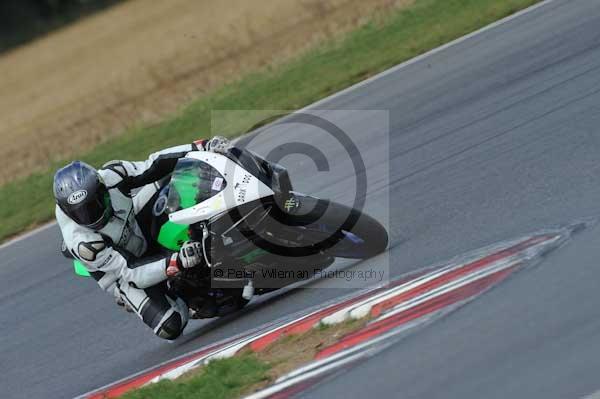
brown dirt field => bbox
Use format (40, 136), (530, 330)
(0, 0), (410, 184)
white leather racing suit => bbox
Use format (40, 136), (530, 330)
(57, 141), (209, 340)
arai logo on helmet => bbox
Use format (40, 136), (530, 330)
(68, 190), (88, 205)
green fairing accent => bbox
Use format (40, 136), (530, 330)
(156, 167), (198, 250)
(73, 260), (91, 277)
(158, 221), (190, 251)
(238, 248), (269, 264)
(173, 169), (202, 209)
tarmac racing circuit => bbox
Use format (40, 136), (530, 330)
(3, 0), (600, 397)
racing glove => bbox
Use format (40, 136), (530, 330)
(205, 136), (231, 154)
(166, 241), (205, 277)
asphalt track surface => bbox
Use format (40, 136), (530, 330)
(2, 0), (600, 397)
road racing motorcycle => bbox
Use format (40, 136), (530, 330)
(72, 147), (388, 318)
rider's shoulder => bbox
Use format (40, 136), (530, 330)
(99, 161), (129, 187)
(102, 160), (128, 175)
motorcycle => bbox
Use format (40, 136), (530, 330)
(73, 147), (388, 318)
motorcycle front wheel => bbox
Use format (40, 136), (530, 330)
(281, 194), (388, 259)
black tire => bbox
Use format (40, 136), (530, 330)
(287, 194), (388, 259)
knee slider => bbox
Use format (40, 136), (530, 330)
(156, 313), (184, 340)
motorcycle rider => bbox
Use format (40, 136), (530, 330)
(54, 136), (231, 340)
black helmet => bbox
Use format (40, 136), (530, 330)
(53, 161), (113, 230)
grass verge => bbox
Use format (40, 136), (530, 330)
(0, 0), (541, 242)
(119, 353), (270, 399)
(119, 318), (368, 399)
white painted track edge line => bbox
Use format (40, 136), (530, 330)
(292, 0), (557, 112)
(0, 221), (56, 250)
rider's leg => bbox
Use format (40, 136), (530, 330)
(118, 281), (189, 340)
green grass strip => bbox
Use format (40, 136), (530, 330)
(119, 353), (270, 399)
(0, 0), (541, 242)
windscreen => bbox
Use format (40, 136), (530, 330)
(166, 158), (227, 214)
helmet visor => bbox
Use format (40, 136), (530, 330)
(70, 186), (112, 229)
